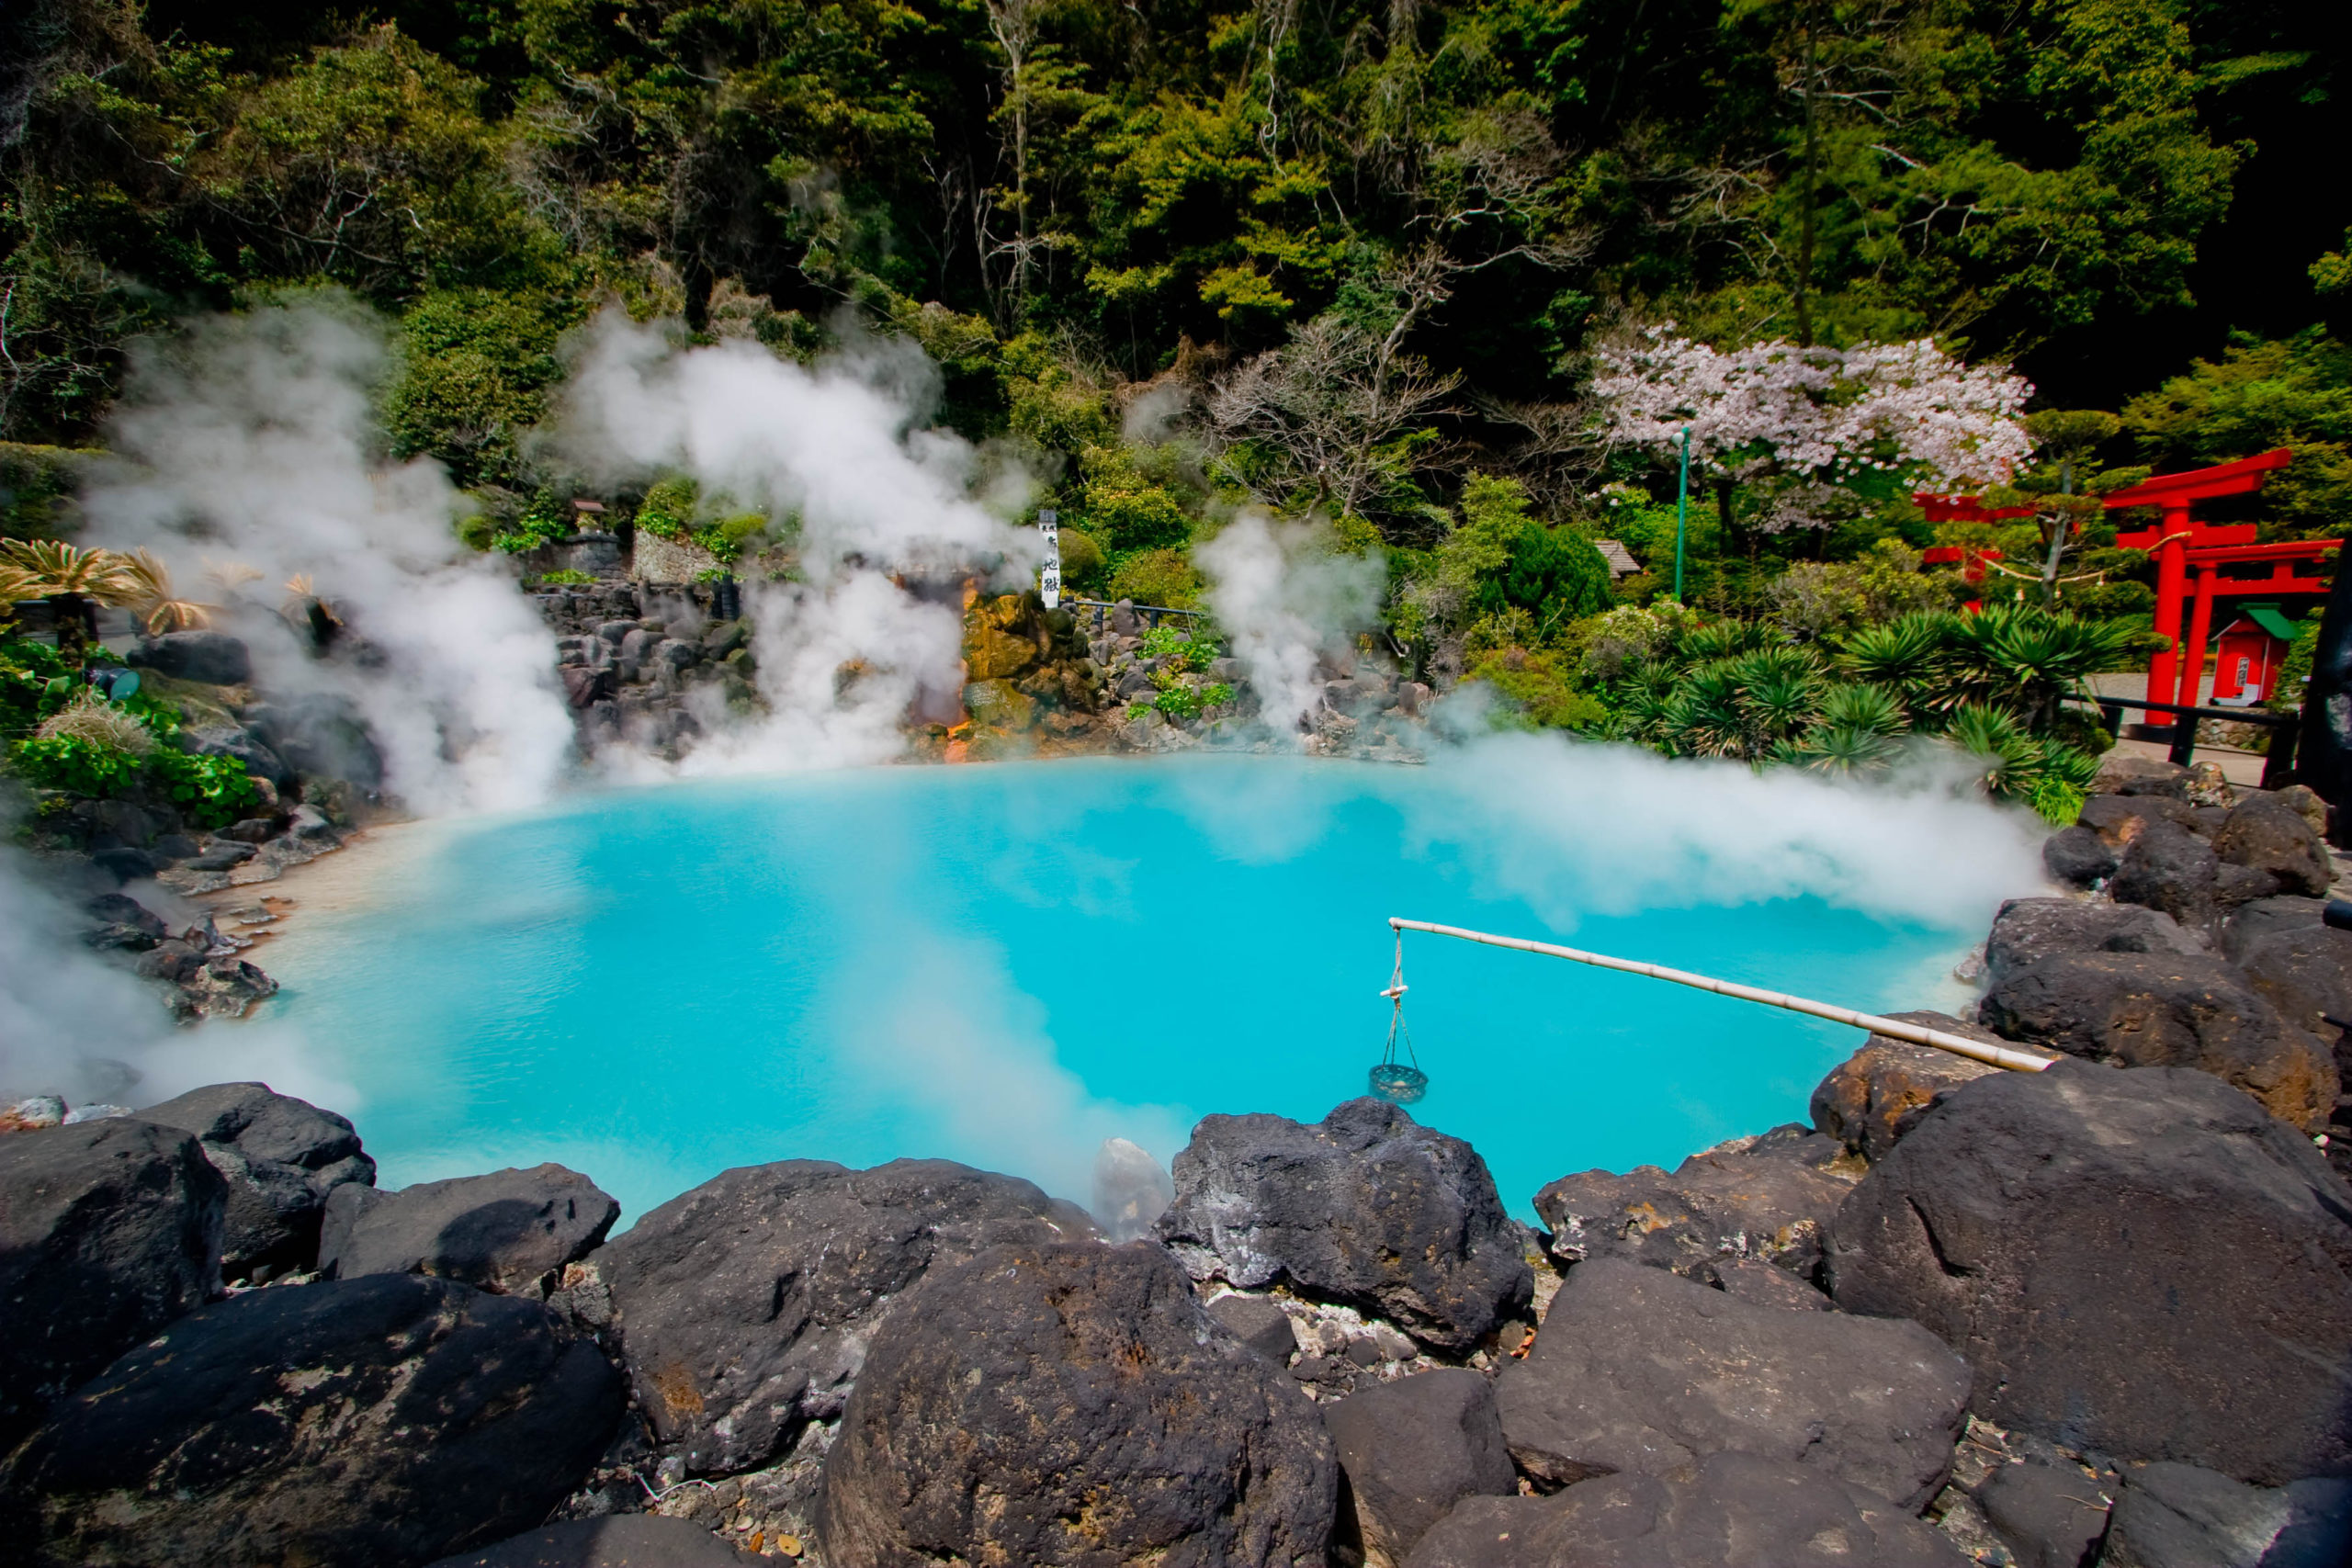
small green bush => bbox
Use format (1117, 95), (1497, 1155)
(11, 733), (146, 796)
(533, 569), (597, 587)
(1107, 547), (1202, 608)
(1057, 526), (1109, 590)
(1086, 482), (1191, 552)
(148, 748), (263, 829)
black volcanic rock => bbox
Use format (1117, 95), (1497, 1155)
(1826, 1061), (2352, 1484)
(1400, 1452), (1967, 1568)
(1534, 1123), (1857, 1279)
(0, 1119), (225, 1448)
(1324, 1369), (1515, 1567)
(1157, 1099), (1532, 1352)
(0, 1273), (623, 1568)
(1493, 1258), (1969, 1510)
(137, 1081), (375, 1278)
(1979, 949), (2336, 1131)
(597, 1157), (1094, 1476)
(320, 1162), (616, 1296)
(817, 1240), (1336, 1568)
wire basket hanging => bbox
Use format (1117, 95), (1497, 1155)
(1370, 931), (1428, 1104)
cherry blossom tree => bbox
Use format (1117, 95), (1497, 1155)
(1593, 325), (2035, 534)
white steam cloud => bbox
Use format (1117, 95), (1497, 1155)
(1196, 513), (1386, 736)
(1402, 730), (2052, 931)
(0, 853), (358, 1112)
(86, 301), (575, 816)
(555, 315), (1038, 776)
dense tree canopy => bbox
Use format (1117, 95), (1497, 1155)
(2, 0), (2346, 766)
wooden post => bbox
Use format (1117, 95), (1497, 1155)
(2147, 511), (2190, 705)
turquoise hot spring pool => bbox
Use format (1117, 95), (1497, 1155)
(254, 743), (2040, 1226)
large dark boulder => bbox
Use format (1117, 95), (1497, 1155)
(1325, 1369), (1515, 1568)
(136, 1081), (375, 1278)
(1157, 1099), (1532, 1353)
(320, 1163), (616, 1296)
(1809, 1013), (2014, 1164)
(2108, 820), (2219, 931)
(2210, 794), (2334, 900)
(1533, 1124), (1857, 1280)
(1826, 1061), (2352, 1484)
(597, 1157), (1094, 1476)
(129, 629), (251, 685)
(0, 1119), (226, 1448)
(1400, 1452), (1968, 1568)
(817, 1241), (1337, 1568)
(2102, 1462), (2352, 1568)
(1984, 898), (2205, 980)
(424, 1517), (760, 1567)
(1493, 1258), (1969, 1509)
(1979, 950), (2337, 1131)
(2222, 896), (2352, 1041)
(1976, 1461), (2112, 1568)
(0, 1273), (623, 1568)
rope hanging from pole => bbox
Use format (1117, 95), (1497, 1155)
(1386, 918), (2052, 1074)
(1369, 931), (1429, 1103)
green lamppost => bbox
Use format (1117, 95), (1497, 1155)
(1673, 425), (1690, 603)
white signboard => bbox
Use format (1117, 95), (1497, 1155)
(1038, 508), (1061, 610)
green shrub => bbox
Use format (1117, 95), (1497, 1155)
(635, 477), (700, 541)
(1107, 548), (1202, 608)
(11, 734), (146, 796)
(1086, 482), (1191, 552)
(148, 748), (263, 829)
(532, 568), (597, 587)
(1057, 526), (1109, 591)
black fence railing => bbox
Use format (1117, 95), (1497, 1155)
(2070, 693), (2301, 786)
(1068, 597), (1204, 634)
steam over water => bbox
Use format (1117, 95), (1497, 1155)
(256, 745), (2042, 1225)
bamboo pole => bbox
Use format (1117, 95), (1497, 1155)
(1387, 918), (2052, 1073)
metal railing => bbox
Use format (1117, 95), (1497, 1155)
(2070, 693), (2301, 785)
(1067, 597), (1204, 634)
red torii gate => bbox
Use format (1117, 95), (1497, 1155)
(1913, 491), (2028, 613)
(2099, 449), (2307, 706)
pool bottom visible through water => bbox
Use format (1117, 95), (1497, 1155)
(257, 751), (1994, 1228)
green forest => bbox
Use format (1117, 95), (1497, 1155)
(3, 0), (2348, 810)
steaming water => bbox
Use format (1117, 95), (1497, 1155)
(258, 753), (2002, 1225)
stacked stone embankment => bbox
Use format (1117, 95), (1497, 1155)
(6, 756), (2352, 1566)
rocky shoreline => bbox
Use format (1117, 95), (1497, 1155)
(7, 760), (2352, 1568)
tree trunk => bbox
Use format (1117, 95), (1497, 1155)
(51, 592), (91, 668)
(1793, 0), (1818, 347)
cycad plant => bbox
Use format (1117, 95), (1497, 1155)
(1781, 682), (1912, 776)
(1839, 613), (1949, 722)
(118, 550), (219, 636)
(1942, 605), (2135, 732)
(0, 541), (142, 666)
(1644, 645), (1827, 761)
(1943, 701), (2102, 821)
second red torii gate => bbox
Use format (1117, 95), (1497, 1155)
(2101, 449), (2295, 705)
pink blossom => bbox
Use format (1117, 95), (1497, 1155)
(1593, 326), (2035, 531)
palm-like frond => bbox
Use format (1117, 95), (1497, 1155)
(1817, 682), (1908, 738)
(119, 549), (219, 635)
(1841, 613), (1951, 712)
(1794, 722), (1905, 776)
(0, 539), (142, 604)
(204, 558), (266, 594)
